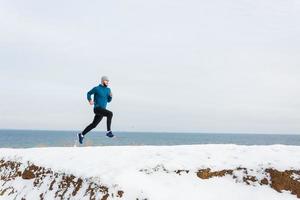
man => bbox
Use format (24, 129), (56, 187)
(78, 76), (114, 144)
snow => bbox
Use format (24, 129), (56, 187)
(292, 173), (300, 181)
(1, 144), (300, 200)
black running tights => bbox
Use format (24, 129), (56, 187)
(81, 107), (113, 136)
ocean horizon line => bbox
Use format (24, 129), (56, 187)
(0, 128), (299, 136)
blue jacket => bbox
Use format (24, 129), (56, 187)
(87, 84), (112, 109)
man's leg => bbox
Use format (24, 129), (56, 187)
(94, 107), (113, 131)
(106, 110), (113, 131)
(81, 114), (103, 136)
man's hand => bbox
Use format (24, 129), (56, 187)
(109, 92), (113, 97)
(89, 100), (94, 105)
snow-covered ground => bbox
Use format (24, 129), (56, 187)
(1, 144), (300, 200)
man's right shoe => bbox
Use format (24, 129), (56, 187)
(78, 133), (84, 144)
(106, 131), (114, 138)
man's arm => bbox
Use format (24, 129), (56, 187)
(87, 87), (96, 102)
(108, 89), (112, 102)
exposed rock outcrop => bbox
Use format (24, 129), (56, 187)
(1, 159), (299, 199)
(0, 159), (124, 200)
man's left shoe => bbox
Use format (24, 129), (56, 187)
(78, 133), (84, 144)
(106, 131), (114, 138)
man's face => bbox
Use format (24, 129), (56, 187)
(102, 80), (109, 86)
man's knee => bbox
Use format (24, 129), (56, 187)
(108, 111), (113, 118)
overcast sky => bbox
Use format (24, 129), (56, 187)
(0, 0), (300, 134)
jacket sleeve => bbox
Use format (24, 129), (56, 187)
(87, 87), (96, 101)
(107, 89), (112, 102)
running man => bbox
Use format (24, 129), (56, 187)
(78, 76), (114, 144)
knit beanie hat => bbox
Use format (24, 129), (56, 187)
(101, 76), (109, 82)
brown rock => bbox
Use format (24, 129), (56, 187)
(197, 168), (233, 179)
(243, 175), (257, 185)
(22, 170), (35, 179)
(117, 190), (124, 198)
(266, 168), (300, 198)
(260, 178), (269, 185)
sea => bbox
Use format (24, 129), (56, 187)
(0, 129), (299, 148)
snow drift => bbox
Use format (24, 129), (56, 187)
(0, 144), (300, 200)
